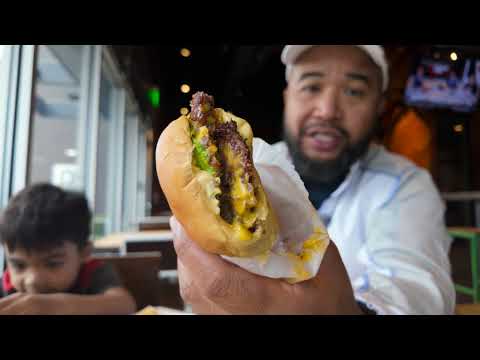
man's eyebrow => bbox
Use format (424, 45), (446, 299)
(346, 72), (371, 85)
(297, 72), (325, 82)
(297, 71), (373, 86)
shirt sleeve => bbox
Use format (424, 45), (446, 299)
(86, 262), (124, 295)
(353, 170), (456, 315)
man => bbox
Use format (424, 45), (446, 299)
(171, 45), (455, 315)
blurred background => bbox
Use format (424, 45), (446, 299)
(2, 44), (480, 308)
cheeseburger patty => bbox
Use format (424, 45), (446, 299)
(189, 92), (257, 227)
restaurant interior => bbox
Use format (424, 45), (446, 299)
(1, 44), (480, 315)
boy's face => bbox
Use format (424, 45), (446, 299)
(5, 241), (91, 294)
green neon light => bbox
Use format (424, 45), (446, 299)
(147, 88), (160, 108)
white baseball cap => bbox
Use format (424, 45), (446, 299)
(281, 45), (389, 91)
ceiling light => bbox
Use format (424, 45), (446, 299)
(180, 48), (191, 57)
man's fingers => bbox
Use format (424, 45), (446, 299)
(170, 216), (261, 310)
(171, 216), (236, 276)
(176, 259), (201, 305)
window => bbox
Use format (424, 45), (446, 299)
(27, 45), (89, 191)
(0, 45), (14, 207)
(0, 44), (10, 274)
(136, 122), (148, 220)
(122, 97), (140, 231)
(1, 44), (148, 243)
(93, 59), (122, 238)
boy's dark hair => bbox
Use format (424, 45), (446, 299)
(0, 183), (92, 253)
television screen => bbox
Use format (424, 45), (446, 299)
(404, 57), (480, 113)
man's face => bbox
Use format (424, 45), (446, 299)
(283, 46), (385, 182)
(5, 241), (91, 294)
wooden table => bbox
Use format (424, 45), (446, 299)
(94, 230), (173, 253)
(137, 216), (172, 231)
(456, 304), (480, 315)
(94, 230), (178, 286)
(92, 252), (184, 311)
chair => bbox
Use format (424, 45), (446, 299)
(448, 227), (480, 303)
(138, 216), (172, 231)
(92, 252), (184, 311)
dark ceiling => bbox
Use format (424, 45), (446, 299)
(146, 45), (286, 143)
(113, 44), (480, 145)
(113, 45), (287, 143)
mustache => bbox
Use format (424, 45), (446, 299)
(298, 123), (349, 141)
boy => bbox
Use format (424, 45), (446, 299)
(0, 183), (136, 315)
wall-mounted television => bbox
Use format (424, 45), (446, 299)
(404, 57), (480, 113)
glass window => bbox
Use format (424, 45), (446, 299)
(27, 45), (88, 191)
(0, 44), (11, 275)
(136, 122), (147, 220)
(93, 62), (121, 238)
(122, 98), (139, 231)
(145, 126), (154, 217)
(0, 45), (13, 204)
(0, 45), (12, 128)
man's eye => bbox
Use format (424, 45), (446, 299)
(301, 85), (321, 93)
(345, 88), (366, 97)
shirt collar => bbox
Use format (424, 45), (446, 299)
(281, 141), (379, 201)
(328, 144), (379, 199)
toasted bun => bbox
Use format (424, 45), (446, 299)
(156, 111), (278, 257)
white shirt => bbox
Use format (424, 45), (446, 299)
(273, 142), (456, 315)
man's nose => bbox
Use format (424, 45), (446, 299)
(311, 88), (341, 121)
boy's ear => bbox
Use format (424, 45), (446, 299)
(80, 242), (93, 262)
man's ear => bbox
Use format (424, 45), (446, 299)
(80, 242), (93, 262)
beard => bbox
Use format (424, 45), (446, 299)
(283, 120), (378, 184)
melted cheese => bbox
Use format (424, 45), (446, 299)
(208, 144), (218, 155)
(232, 221), (253, 242)
(232, 176), (249, 215)
(223, 145), (257, 226)
(195, 171), (221, 215)
(195, 126), (209, 142)
(242, 210), (257, 229)
(190, 115), (259, 243)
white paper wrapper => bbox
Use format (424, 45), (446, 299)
(222, 138), (331, 283)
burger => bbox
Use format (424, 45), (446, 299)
(156, 91), (278, 258)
